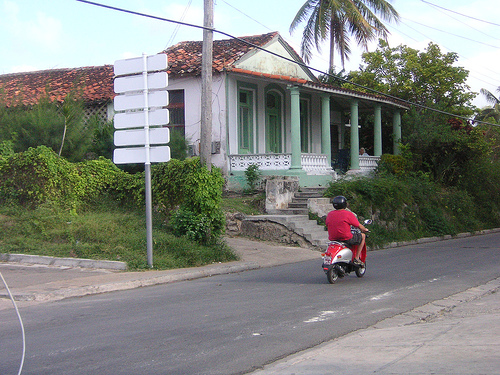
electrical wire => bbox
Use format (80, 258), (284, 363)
(75, 0), (500, 127)
(165, 0), (193, 50)
(402, 17), (500, 49)
(421, 0), (500, 28)
(0, 271), (26, 375)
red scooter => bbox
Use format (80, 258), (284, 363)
(321, 220), (371, 284)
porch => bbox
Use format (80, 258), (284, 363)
(229, 153), (381, 174)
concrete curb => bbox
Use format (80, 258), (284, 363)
(2, 227), (500, 271)
(11, 261), (260, 302)
(250, 277), (500, 375)
(371, 227), (500, 250)
(0, 253), (127, 270)
(372, 277), (500, 329)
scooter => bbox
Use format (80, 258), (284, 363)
(321, 220), (372, 284)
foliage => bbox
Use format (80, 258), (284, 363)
(0, 146), (83, 210)
(290, 0), (399, 69)
(153, 157), (226, 245)
(86, 116), (114, 160)
(324, 175), (490, 248)
(404, 116), (489, 186)
(0, 202), (237, 270)
(0, 140), (14, 158)
(0, 97), (111, 162)
(244, 164), (262, 193)
(168, 128), (189, 161)
(0, 146), (137, 210)
(318, 68), (350, 87)
(347, 40), (476, 116)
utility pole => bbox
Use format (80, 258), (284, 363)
(200, 0), (213, 170)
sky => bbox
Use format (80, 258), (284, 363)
(1, 0), (499, 108)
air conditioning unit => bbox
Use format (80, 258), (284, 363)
(188, 145), (197, 156)
(211, 141), (221, 154)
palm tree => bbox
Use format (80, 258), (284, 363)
(290, 0), (399, 70)
(476, 87), (500, 123)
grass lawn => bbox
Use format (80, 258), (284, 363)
(0, 195), (263, 270)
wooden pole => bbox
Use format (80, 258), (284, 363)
(200, 0), (213, 170)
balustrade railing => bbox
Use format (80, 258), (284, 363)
(359, 156), (381, 171)
(229, 154), (291, 171)
(229, 153), (331, 172)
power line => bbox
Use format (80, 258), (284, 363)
(165, 0), (193, 49)
(75, 0), (499, 127)
(402, 17), (500, 49)
(421, 0), (500, 42)
(219, 0), (272, 32)
(421, 0), (500, 28)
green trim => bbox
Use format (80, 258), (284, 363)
(300, 95), (311, 153)
(264, 84), (285, 153)
(226, 170), (333, 191)
(236, 81), (258, 154)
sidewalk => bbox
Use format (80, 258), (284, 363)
(1, 236), (499, 374)
(251, 278), (500, 374)
(0, 236), (319, 309)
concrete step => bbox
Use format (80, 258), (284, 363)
(288, 202), (308, 209)
(241, 212), (329, 250)
(275, 208), (309, 215)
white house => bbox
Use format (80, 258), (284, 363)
(0, 32), (409, 190)
(163, 31), (409, 189)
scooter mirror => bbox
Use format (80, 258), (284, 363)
(364, 219), (373, 225)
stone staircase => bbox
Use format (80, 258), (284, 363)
(241, 187), (334, 250)
(275, 187), (327, 215)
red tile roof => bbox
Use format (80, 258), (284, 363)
(0, 32), (406, 110)
(228, 67), (309, 84)
(0, 65), (115, 107)
(0, 32), (281, 107)
(164, 32), (279, 76)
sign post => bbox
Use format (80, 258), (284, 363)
(113, 53), (170, 268)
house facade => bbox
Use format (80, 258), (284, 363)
(0, 32), (409, 190)
(164, 32), (409, 189)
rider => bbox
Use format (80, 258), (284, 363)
(325, 196), (369, 265)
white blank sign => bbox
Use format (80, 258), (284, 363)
(114, 72), (168, 93)
(113, 146), (171, 164)
(114, 91), (169, 111)
(114, 54), (168, 76)
(114, 128), (170, 147)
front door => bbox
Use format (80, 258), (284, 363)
(265, 91), (282, 153)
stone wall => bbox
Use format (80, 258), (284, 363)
(264, 176), (299, 214)
(239, 219), (312, 248)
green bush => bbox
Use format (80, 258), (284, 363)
(0, 146), (140, 210)
(0, 146), (82, 209)
(325, 175), (487, 247)
(244, 164), (262, 193)
(0, 202), (237, 270)
(153, 157), (226, 244)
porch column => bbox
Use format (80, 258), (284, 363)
(289, 85), (302, 170)
(374, 104), (382, 156)
(350, 99), (360, 170)
(321, 94), (332, 164)
(393, 110), (402, 155)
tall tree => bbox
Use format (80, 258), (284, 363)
(290, 0), (399, 70)
(476, 87), (500, 123)
(347, 40), (476, 116)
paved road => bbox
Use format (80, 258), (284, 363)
(0, 233), (499, 374)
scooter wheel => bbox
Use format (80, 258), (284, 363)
(355, 263), (366, 278)
(327, 268), (339, 284)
